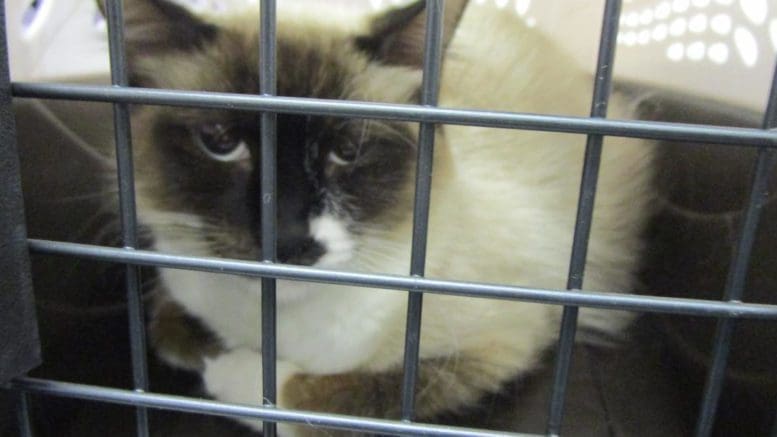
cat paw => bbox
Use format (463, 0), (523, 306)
(203, 348), (301, 435)
(203, 348), (263, 405)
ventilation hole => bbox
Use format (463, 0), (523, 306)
(515, 0), (531, 16)
(653, 23), (669, 41)
(21, 0), (44, 31)
(211, 1), (227, 12)
(686, 40), (706, 60)
(688, 13), (708, 33)
(667, 42), (685, 61)
(622, 31), (638, 46)
(655, 2), (672, 20)
(673, 0), (690, 13)
(625, 12), (641, 27)
(638, 29), (651, 45)
(92, 9), (106, 29)
(495, 0), (509, 10)
(770, 19), (777, 51)
(708, 42), (730, 63)
(734, 26), (759, 67)
(670, 17), (688, 36)
(640, 9), (654, 25)
(739, 0), (768, 26)
(710, 13), (732, 35)
(182, 0), (208, 12)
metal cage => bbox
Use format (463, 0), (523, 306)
(3, 0), (777, 436)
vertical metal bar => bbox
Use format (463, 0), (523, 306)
(546, 1), (622, 434)
(400, 0), (445, 422)
(104, 1), (149, 436)
(16, 391), (34, 437)
(694, 61), (777, 437)
(772, 408), (777, 437)
(259, 1), (278, 436)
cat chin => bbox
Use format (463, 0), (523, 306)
(308, 213), (356, 268)
(276, 280), (327, 305)
(146, 214), (361, 309)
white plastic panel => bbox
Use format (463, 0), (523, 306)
(370, 0), (777, 110)
(612, 0), (776, 111)
(7, 0), (109, 82)
(5, 0), (776, 109)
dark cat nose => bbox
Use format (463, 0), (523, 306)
(270, 207), (324, 265)
(277, 237), (325, 266)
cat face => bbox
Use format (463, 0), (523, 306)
(122, 0), (466, 270)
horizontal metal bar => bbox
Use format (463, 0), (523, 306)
(11, 82), (777, 147)
(26, 239), (777, 319)
(5, 377), (525, 437)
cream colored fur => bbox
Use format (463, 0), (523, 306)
(143, 2), (655, 434)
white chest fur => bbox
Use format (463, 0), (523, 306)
(155, 235), (405, 373)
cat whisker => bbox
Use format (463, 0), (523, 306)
(356, 119), (371, 160)
(67, 207), (122, 244)
(40, 188), (121, 204)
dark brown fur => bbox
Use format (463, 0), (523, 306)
(282, 352), (509, 436)
(149, 297), (223, 371)
(128, 22), (421, 260)
(105, 1), (497, 434)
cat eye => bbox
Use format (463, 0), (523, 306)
(192, 123), (250, 162)
(328, 140), (358, 166)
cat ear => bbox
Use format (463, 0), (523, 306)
(355, 0), (468, 68)
(96, 0), (217, 58)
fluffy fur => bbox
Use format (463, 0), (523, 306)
(116, 0), (655, 435)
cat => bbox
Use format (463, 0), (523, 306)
(113, 0), (655, 434)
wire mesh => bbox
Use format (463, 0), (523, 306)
(693, 61), (777, 437)
(101, 1), (150, 435)
(4, 0), (777, 436)
(259, 1), (279, 436)
(19, 238), (777, 318)
(9, 377), (524, 437)
(10, 82), (777, 147)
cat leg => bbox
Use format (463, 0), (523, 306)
(148, 295), (223, 371)
(202, 348), (301, 436)
(281, 348), (524, 436)
(204, 346), (527, 436)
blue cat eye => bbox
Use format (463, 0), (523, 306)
(329, 140), (358, 165)
(192, 123), (250, 162)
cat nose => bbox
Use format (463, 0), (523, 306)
(276, 237), (324, 266)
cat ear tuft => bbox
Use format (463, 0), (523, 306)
(355, 0), (468, 68)
(96, 0), (218, 59)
